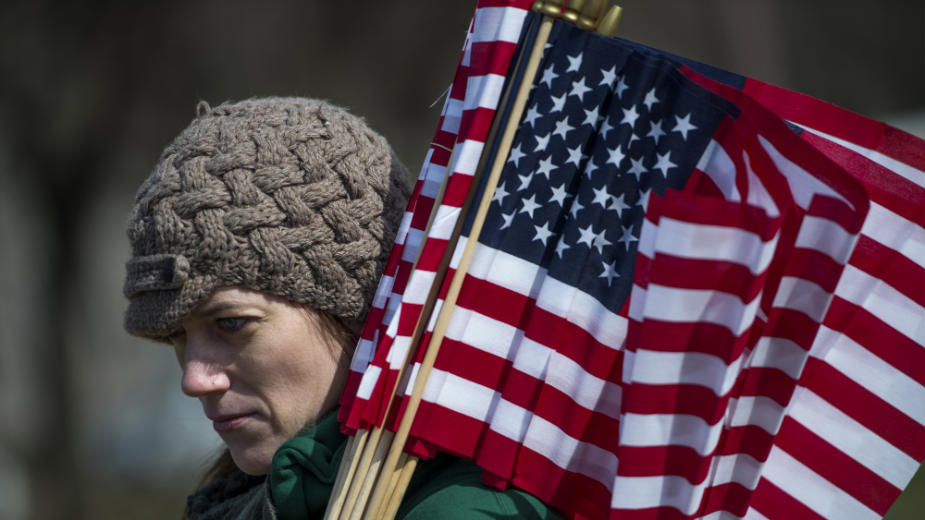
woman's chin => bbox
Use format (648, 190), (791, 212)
(227, 442), (276, 476)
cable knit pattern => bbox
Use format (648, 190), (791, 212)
(124, 97), (411, 339)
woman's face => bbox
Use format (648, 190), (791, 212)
(171, 287), (350, 475)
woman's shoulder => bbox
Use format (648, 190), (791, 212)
(398, 453), (563, 520)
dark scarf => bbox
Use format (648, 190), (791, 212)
(186, 469), (270, 520)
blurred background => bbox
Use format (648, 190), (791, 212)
(0, 1), (921, 518)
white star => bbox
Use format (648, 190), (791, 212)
(618, 224), (638, 249)
(646, 119), (666, 144)
(582, 106), (600, 127)
(570, 77), (591, 99)
(620, 105), (640, 128)
(549, 183), (569, 207)
(673, 113), (697, 140)
(601, 66), (617, 86)
(534, 132), (550, 150)
(653, 151), (676, 177)
(492, 181), (509, 205)
(565, 145), (583, 167)
(636, 188), (651, 208)
(607, 145), (626, 168)
(550, 93), (567, 112)
(643, 87), (660, 110)
(614, 76), (629, 98)
(591, 185), (611, 208)
(582, 157), (597, 178)
(610, 193), (629, 215)
(599, 260), (620, 286)
(535, 156), (555, 179)
(519, 194), (541, 219)
(569, 199), (584, 219)
(592, 228), (612, 254)
(500, 211), (515, 229)
(600, 118), (616, 138)
(523, 105), (542, 127)
(566, 52), (583, 73)
(553, 117), (574, 140)
(576, 224), (596, 248)
(555, 239), (570, 258)
(540, 66), (558, 88)
(514, 170), (533, 191)
(533, 222), (554, 246)
(627, 156), (646, 181)
(508, 143), (526, 167)
(628, 131), (641, 147)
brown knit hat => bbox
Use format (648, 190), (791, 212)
(123, 97), (411, 340)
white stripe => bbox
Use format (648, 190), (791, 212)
(744, 149), (781, 217)
(489, 397), (532, 441)
(789, 388), (919, 488)
(835, 264), (925, 345)
(610, 473), (705, 515)
(522, 414), (618, 490)
(371, 274), (396, 309)
(428, 205), (460, 240)
(470, 6), (528, 44)
(798, 124), (925, 188)
(385, 336), (412, 370)
(743, 508), (771, 520)
(441, 97), (463, 134)
(356, 365), (381, 400)
(400, 227), (424, 263)
(728, 395), (787, 435)
(546, 351), (623, 420)
(452, 138), (484, 176)
(862, 201), (925, 265)
(749, 336), (809, 380)
(711, 451), (763, 490)
(445, 306), (519, 359)
(761, 445), (880, 520)
(697, 139), (741, 202)
(402, 270), (436, 305)
(350, 337), (376, 372)
(812, 325), (924, 424)
(628, 350), (743, 397)
(758, 134), (852, 210)
(619, 412), (725, 456)
(636, 215), (658, 259)
(656, 217), (778, 274)
(644, 284), (760, 336)
(463, 74), (507, 111)
(510, 336), (552, 380)
(795, 215), (858, 265)
(700, 511), (745, 520)
(628, 284), (647, 322)
(772, 276), (832, 323)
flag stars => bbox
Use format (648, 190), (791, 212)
(576, 224), (596, 248)
(535, 155), (555, 179)
(553, 117), (574, 140)
(515, 170), (533, 191)
(599, 260), (620, 286)
(607, 145), (626, 168)
(620, 105), (640, 128)
(566, 52), (583, 73)
(592, 228), (612, 254)
(519, 194), (541, 219)
(653, 151), (677, 177)
(549, 183), (569, 207)
(500, 211), (515, 230)
(618, 224), (638, 249)
(646, 119), (666, 144)
(600, 118), (616, 139)
(673, 113), (697, 140)
(524, 105), (542, 127)
(583, 106), (601, 127)
(636, 188), (651, 208)
(643, 87), (660, 110)
(601, 66), (617, 86)
(555, 239), (570, 258)
(532, 222), (555, 246)
(627, 156), (647, 181)
(492, 181), (510, 206)
(570, 77), (592, 100)
(568, 199), (584, 220)
(610, 193), (629, 215)
(614, 75), (629, 98)
(540, 66), (558, 88)
(534, 132), (550, 151)
(591, 185), (611, 209)
(508, 143), (526, 167)
(565, 145), (584, 167)
(550, 93), (567, 112)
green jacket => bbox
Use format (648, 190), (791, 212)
(186, 411), (563, 520)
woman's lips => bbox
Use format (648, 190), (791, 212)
(210, 413), (255, 432)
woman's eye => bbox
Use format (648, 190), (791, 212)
(215, 317), (250, 333)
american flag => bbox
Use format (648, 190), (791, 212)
(337, 2), (925, 519)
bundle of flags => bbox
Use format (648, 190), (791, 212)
(337, 1), (924, 518)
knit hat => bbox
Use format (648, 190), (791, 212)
(123, 97), (411, 340)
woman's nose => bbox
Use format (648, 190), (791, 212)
(179, 342), (231, 397)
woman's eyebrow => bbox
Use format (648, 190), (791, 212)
(193, 301), (244, 318)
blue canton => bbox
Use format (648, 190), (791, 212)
(479, 21), (729, 314)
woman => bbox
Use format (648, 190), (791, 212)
(123, 98), (560, 519)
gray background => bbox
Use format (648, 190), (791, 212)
(0, 1), (921, 518)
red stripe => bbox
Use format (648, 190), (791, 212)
(409, 195), (436, 231)
(716, 424), (775, 462)
(648, 254), (769, 302)
(849, 235), (924, 306)
(824, 296), (925, 384)
(780, 246), (844, 294)
(660, 189), (783, 240)
(801, 357), (925, 460)
(763, 307), (822, 350)
(634, 318), (746, 363)
(468, 41), (519, 77)
(457, 106), (501, 148)
(738, 366), (799, 407)
(615, 444), (715, 483)
(415, 237), (450, 271)
(802, 132), (925, 225)
(621, 382), (734, 425)
(750, 477), (828, 520)
(511, 446), (613, 520)
(743, 77), (925, 169)
(775, 416), (902, 515)
(700, 481), (753, 517)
